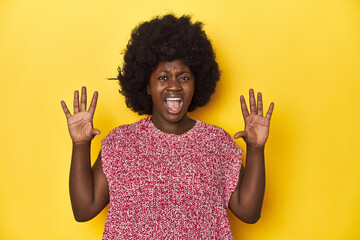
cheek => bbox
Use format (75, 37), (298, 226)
(149, 85), (164, 106)
(186, 83), (195, 98)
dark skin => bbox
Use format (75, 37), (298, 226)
(61, 62), (274, 223)
(229, 90), (274, 223)
(61, 88), (109, 221)
(147, 60), (196, 135)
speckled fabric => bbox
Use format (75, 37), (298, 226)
(101, 117), (242, 239)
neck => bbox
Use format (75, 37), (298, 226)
(151, 115), (196, 135)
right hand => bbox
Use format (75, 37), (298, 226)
(61, 86), (100, 144)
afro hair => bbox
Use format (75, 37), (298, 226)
(117, 14), (220, 115)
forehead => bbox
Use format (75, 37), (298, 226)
(153, 59), (192, 73)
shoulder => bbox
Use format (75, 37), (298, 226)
(102, 117), (149, 143)
(196, 121), (233, 140)
(195, 120), (243, 154)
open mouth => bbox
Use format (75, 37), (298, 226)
(164, 97), (183, 114)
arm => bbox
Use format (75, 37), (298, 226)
(61, 87), (109, 222)
(229, 89), (274, 223)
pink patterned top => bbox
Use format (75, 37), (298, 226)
(101, 117), (242, 239)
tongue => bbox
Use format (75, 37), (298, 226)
(166, 100), (180, 110)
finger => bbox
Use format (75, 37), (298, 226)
(249, 89), (256, 114)
(73, 90), (79, 114)
(234, 131), (246, 139)
(80, 86), (87, 111)
(61, 101), (72, 119)
(265, 102), (275, 120)
(91, 128), (101, 136)
(257, 92), (263, 116)
(88, 91), (98, 115)
(240, 95), (250, 121)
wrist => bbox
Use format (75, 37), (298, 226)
(246, 144), (265, 152)
(72, 141), (91, 148)
(245, 144), (265, 164)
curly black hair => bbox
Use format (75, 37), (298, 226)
(117, 14), (220, 115)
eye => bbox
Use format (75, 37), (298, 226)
(179, 76), (190, 81)
(158, 75), (168, 80)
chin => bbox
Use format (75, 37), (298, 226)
(164, 112), (189, 123)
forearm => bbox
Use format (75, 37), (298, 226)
(230, 88), (273, 223)
(69, 142), (97, 221)
(232, 145), (265, 223)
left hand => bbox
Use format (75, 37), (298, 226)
(234, 89), (274, 147)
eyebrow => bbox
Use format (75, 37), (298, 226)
(160, 70), (192, 75)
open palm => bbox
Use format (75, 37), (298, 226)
(61, 87), (100, 144)
(234, 89), (274, 147)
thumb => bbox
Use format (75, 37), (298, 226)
(234, 131), (246, 139)
(91, 128), (101, 136)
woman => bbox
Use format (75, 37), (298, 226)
(61, 14), (274, 239)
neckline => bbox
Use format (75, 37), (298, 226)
(146, 116), (200, 137)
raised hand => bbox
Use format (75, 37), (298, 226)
(61, 87), (100, 144)
(234, 89), (274, 147)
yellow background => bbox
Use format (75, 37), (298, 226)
(1, 0), (359, 239)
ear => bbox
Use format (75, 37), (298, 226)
(146, 85), (150, 95)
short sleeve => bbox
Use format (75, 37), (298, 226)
(101, 126), (122, 182)
(221, 132), (243, 208)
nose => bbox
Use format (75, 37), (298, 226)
(167, 77), (182, 91)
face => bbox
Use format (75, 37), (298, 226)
(147, 59), (195, 124)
